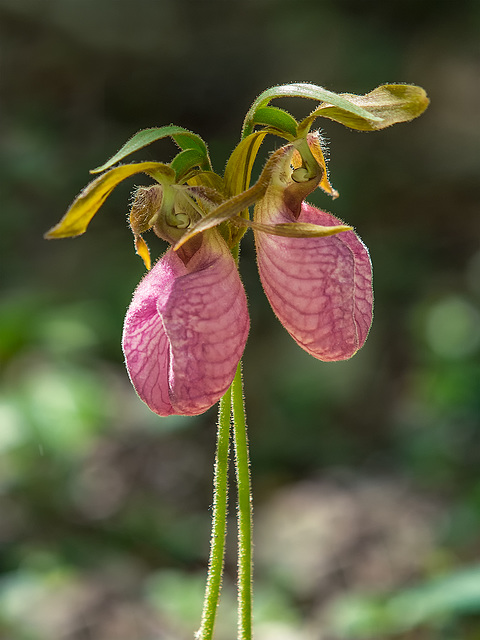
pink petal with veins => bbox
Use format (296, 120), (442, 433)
(122, 230), (249, 416)
(255, 197), (373, 361)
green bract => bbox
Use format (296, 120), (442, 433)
(90, 125), (212, 174)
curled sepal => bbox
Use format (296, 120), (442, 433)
(45, 162), (174, 239)
(292, 134), (338, 198)
(254, 171), (373, 361)
(122, 230), (250, 416)
(298, 84), (429, 133)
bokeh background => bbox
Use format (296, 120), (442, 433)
(1, 1), (480, 638)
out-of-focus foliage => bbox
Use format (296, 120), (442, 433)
(329, 564), (480, 638)
(0, 0), (479, 638)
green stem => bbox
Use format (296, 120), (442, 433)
(196, 388), (232, 640)
(231, 362), (253, 640)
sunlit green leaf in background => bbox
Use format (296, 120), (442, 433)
(329, 565), (480, 638)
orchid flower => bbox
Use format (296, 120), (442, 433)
(45, 84), (428, 418)
(253, 141), (373, 362)
(120, 134), (372, 416)
(122, 228), (249, 416)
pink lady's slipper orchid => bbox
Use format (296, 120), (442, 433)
(132, 135), (374, 417)
(253, 143), (373, 361)
(49, 78), (433, 417)
(122, 229), (249, 416)
(256, 202), (372, 361)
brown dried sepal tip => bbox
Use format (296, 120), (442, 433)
(129, 185), (163, 235)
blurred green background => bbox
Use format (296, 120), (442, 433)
(1, 1), (480, 638)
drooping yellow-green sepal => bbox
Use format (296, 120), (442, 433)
(90, 125), (212, 174)
(229, 216), (352, 238)
(45, 162), (173, 239)
(298, 84), (429, 133)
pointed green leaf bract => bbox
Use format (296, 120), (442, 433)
(90, 125), (211, 174)
(249, 107), (298, 139)
(170, 148), (210, 182)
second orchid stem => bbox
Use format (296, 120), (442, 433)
(196, 389), (231, 640)
(231, 362), (253, 640)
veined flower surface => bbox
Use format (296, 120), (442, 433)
(122, 229), (249, 416)
(254, 150), (373, 361)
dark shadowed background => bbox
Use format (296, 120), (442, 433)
(1, 1), (480, 638)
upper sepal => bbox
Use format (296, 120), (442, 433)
(241, 82), (429, 140)
(242, 83), (383, 138)
(298, 84), (429, 133)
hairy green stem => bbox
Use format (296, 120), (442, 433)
(197, 192), (252, 640)
(196, 388), (232, 640)
(231, 362), (253, 640)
